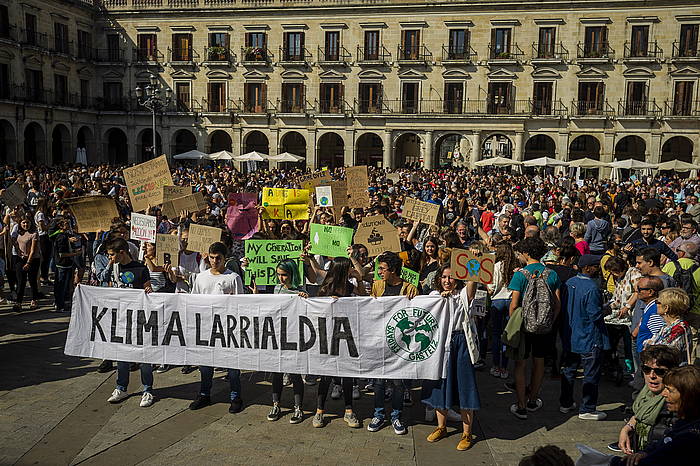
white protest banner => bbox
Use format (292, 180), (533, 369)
(315, 186), (333, 207)
(65, 285), (453, 380)
(130, 213), (157, 243)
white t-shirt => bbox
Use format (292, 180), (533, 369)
(191, 269), (244, 295)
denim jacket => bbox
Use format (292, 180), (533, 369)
(565, 273), (610, 354)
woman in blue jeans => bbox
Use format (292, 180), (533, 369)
(487, 241), (517, 379)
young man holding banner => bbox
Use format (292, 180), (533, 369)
(104, 238), (156, 408)
(188, 241), (246, 414)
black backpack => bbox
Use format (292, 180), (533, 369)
(671, 260), (699, 308)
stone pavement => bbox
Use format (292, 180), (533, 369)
(0, 292), (632, 466)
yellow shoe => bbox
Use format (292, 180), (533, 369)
(427, 426), (447, 442)
(456, 432), (473, 451)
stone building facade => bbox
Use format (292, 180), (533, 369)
(0, 0), (699, 170)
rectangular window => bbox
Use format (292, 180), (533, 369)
(673, 81), (694, 115)
(54, 23), (69, 54)
(401, 30), (420, 60)
(625, 81), (648, 115)
(54, 74), (68, 105)
(630, 25), (649, 57)
(0, 5), (10, 39)
(319, 82), (343, 113)
(283, 32), (304, 61)
(208, 32), (229, 61)
(448, 29), (469, 59)
(358, 82), (382, 113)
(281, 82), (304, 112)
(77, 30), (92, 59)
(244, 32), (267, 61)
(533, 82), (553, 115)
(538, 27), (556, 58)
(207, 82), (225, 112)
(25, 13), (37, 45)
(577, 81), (605, 114)
(491, 28), (512, 57)
(0, 63), (9, 98)
(444, 82), (463, 114)
(487, 82), (512, 113)
(80, 79), (89, 107)
(364, 30), (379, 60)
(680, 24), (699, 57)
(26, 69), (42, 101)
(584, 26), (608, 57)
(176, 82), (191, 111)
(107, 34), (121, 61)
(401, 82), (419, 113)
(102, 82), (123, 109)
(324, 31), (340, 61)
(244, 82), (267, 112)
(137, 34), (158, 61)
(172, 33), (192, 61)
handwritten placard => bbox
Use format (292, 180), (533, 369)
(161, 191), (207, 220)
(346, 166), (370, 208)
(161, 185), (192, 204)
(156, 233), (180, 267)
(244, 240), (303, 286)
(123, 155), (174, 212)
(403, 197), (440, 225)
(309, 223), (354, 258)
(67, 196), (119, 233)
(261, 188), (309, 220)
(187, 224), (222, 254)
(130, 213), (157, 243)
(450, 248), (495, 285)
(0, 183), (26, 208)
(299, 170), (332, 191)
(354, 215), (401, 257)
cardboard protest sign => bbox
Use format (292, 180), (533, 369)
(244, 240), (303, 285)
(156, 233), (179, 267)
(261, 188), (309, 220)
(226, 193), (258, 240)
(0, 183), (26, 208)
(354, 215), (401, 257)
(403, 197), (440, 225)
(346, 166), (370, 208)
(66, 196), (119, 233)
(161, 191), (207, 220)
(161, 185), (191, 204)
(331, 180), (348, 211)
(450, 248), (495, 285)
(130, 213), (157, 242)
(386, 173), (401, 183)
(299, 170), (332, 191)
(123, 155), (174, 212)
(309, 223), (353, 258)
(187, 223), (222, 254)
(316, 186), (333, 207)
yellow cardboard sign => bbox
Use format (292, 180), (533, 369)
(261, 188), (309, 220)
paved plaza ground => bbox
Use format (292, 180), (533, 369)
(0, 287), (631, 466)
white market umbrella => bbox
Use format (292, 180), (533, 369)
(522, 157), (569, 167)
(567, 158), (607, 168)
(609, 159), (657, 170)
(208, 150), (234, 160)
(234, 151), (267, 162)
(267, 152), (305, 162)
(656, 160), (700, 171)
(173, 149), (209, 160)
(474, 156), (522, 167)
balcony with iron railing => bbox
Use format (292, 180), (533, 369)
(316, 98), (350, 114)
(487, 43), (524, 63)
(133, 47), (163, 63)
(76, 44), (94, 60)
(664, 100), (700, 117)
(12, 85), (51, 104)
(95, 48), (125, 63)
(531, 42), (568, 63)
(0, 25), (17, 42)
(441, 44), (477, 63)
(577, 42), (614, 62)
(279, 47), (312, 64)
(279, 98), (313, 113)
(623, 41), (663, 62)
(20, 29), (48, 49)
(240, 46), (271, 64)
(239, 99), (275, 114)
(96, 96), (130, 111)
(570, 99), (616, 117)
(317, 45), (351, 64)
(356, 45), (391, 64)
(354, 98), (388, 114)
(353, 98), (567, 116)
(204, 46), (234, 63)
(672, 41), (700, 60)
(201, 98), (229, 113)
(50, 38), (72, 56)
(169, 46), (199, 63)
(617, 99), (662, 117)
(397, 44), (432, 63)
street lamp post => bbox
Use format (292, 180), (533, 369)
(135, 73), (172, 159)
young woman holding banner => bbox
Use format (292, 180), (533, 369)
(422, 264), (481, 451)
(312, 257), (365, 429)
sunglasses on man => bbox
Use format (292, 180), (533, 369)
(641, 365), (667, 377)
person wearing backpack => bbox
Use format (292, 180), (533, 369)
(560, 254), (610, 420)
(507, 237), (561, 420)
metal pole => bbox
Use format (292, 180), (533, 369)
(152, 105), (157, 158)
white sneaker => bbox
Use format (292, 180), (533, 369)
(140, 391), (154, 407)
(578, 411), (607, 421)
(108, 388), (128, 403)
(447, 408), (462, 422)
(425, 407), (436, 422)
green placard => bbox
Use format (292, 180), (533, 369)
(244, 240), (303, 286)
(309, 223), (354, 258)
(373, 258), (419, 288)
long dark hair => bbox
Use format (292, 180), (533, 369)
(432, 263), (464, 292)
(318, 257), (353, 297)
(495, 242), (518, 284)
(419, 236), (440, 272)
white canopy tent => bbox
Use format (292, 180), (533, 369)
(522, 157), (570, 167)
(608, 159), (657, 170)
(266, 152), (305, 162)
(655, 160), (700, 171)
(208, 150), (235, 160)
(234, 151), (268, 162)
(474, 156), (522, 167)
(567, 158), (607, 168)
(172, 149), (210, 160)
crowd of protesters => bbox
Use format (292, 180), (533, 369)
(2, 161), (700, 461)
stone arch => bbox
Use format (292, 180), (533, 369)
(209, 130), (232, 152)
(481, 133), (512, 159)
(394, 132), (422, 168)
(105, 128), (128, 165)
(355, 132), (383, 167)
(569, 135), (601, 160)
(23, 122), (46, 166)
(524, 134), (557, 160)
(138, 128), (163, 161)
(172, 128), (198, 155)
(435, 133), (469, 167)
(243, 130), (269, 154)
(318, 132), (345, 168)
(77, 126), (95, 164)
(51, 124), (71, 165)
(0, 119), (17, 164)
(615, 135), (646, 161)
(661, 136), (694, 163)
(280, 131), (307, 168)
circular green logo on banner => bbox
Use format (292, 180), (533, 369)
(385, 307), (439, 361)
